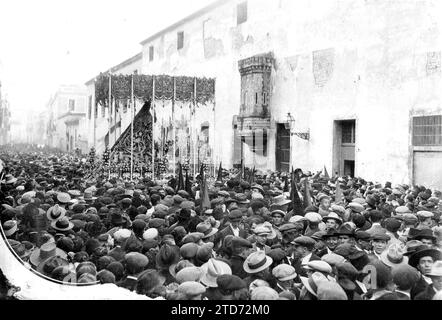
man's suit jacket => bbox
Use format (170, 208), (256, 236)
(411, 275), (430, 300)
(414, 284), (436, 300)
(216, 226), (248, 242)
(230, 255), (248, 279)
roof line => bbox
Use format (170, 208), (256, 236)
(140, 0), (231, 46)
(85, 52), (142, 85)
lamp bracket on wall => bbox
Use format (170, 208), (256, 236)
(286, 112), (310, 141)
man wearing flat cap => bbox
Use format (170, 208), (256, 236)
(216, 209), (247, 242)
(288, 236), (320, 277)
(229, 237), (253, 279)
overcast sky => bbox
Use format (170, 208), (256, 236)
(0, 0), (213, 120)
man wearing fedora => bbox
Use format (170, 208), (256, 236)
(415, 260), (442, 300)
(409, 245), (442, 299)
(242, 251), (275, 289)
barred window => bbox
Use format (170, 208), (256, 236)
(68, 99), (75, 112)
(237, 1), (248, 25)
(413, 115), (442, 146)
(88, 96), (92, 119)
(177, 32), (184, 50)
(149, 46), (154, 61)
(341, 121), (355, 144)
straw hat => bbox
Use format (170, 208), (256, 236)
(243, 251), (273, 274)
(200, 258), (232, 288)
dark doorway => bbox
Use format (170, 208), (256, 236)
(344, 160), (355, 177)
(276, 124), (290, 173)
(333, 120), (356, 177)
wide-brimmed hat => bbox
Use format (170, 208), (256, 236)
(322, 213), (343, 225)
(380, 243), (409, 268)
(200, 258), (232, 287)
(243, 251), (273, 274)
(29, 242), (67, 267)
(37, 255), (70, 277)
(300, 272), (329, 297)
(427, 260), (442, 277)
(46, 204), (66, 222)
(3, 220), (18, 237)
(50, 217), (74, 232)
(196, 222), (218, 239)
(409, 246), (442, 269)
(272, 195), (291, 207)
(413, 229), (436, 242)
(303, 260), (332, 274)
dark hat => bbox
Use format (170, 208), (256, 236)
(228, 209), (244, 221)
(155, 244), (180, 269)
(148, 218), (166, 229)
(413, 229), (436, 242)
(370, 232), (390, 242)
(125, 252), (149, 271)
(37, 256), (70, 277)
(230, 237), (252, 250)
(97, 269), (116, 284)
(216, 274), (247, 293)
(334, 243), (357, 259)
(355, 231), (371, 241)
(267, 248), (286, 263)
(408, 246), (442, 268)
(51, 217), (74, 232)
(279, 223), (300, 233)
(336, 224), (355, 237)
(292, 236), (316, 248)
(385, 218), (401, 233)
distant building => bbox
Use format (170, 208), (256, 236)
(0, 82), (11, 145)
(46, 85), (88, 153)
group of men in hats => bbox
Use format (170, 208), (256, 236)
(1, 148), (442, 300)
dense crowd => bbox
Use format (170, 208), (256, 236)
(1, 149), (442, 300)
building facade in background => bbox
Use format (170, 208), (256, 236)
(46, 85), (88, 153)
(134, 0), (442, 188)
(0, 81), (11, 145)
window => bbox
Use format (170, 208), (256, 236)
(237, 1), (248, 25)
(341, 121), (356, 144)
(68, 99), (75, 112)
(413, 115), (442, 146)
(88, 96), (92, 119)
(149, 46), (154, 61)
(177, 31), (184, 50)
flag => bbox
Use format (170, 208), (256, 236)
(249, 166), (256, 184)
(216, 162), (223, 182)
(176, 162), (185, 191)
(283, 176), (289, 193)
(185, 170), (193, 197)
(303, 178), (312, 208)
(241, 159), (245, 181)
(335, 181), (343, 205)
(291, 169), (304, 216)
(312, 170), (321, 180)
(323, 166), (330, 179)
(200, 170), (210, 212)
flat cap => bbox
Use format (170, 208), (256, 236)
(176, 267), (203, 284)
(371, 232), (391, 241)
(395, 206), (411, 214)
(292, 236), (316, 247)
(177, 281), (206, 296)
(180, 243), (200, 259)
(125, 252), (149, 269)
(279, 223), (301, 233)
(228, 209), (244, 221)
(417, 211), (434, 219)
(216, 274), (247, 292)
(355, 231), (371, 240)
(347, 202), (364, 213)
(305, 212), (323, 223)
(230, 237), (252, 249)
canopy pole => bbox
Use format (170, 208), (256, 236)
(172, 77), (176, 177)
(193, 77), (197, 179)
(108, 73), (112, 150)
(130, 74), (134, 182)
(152, 76), (156, 180)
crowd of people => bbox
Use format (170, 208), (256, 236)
(1, 148), (442, 300)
